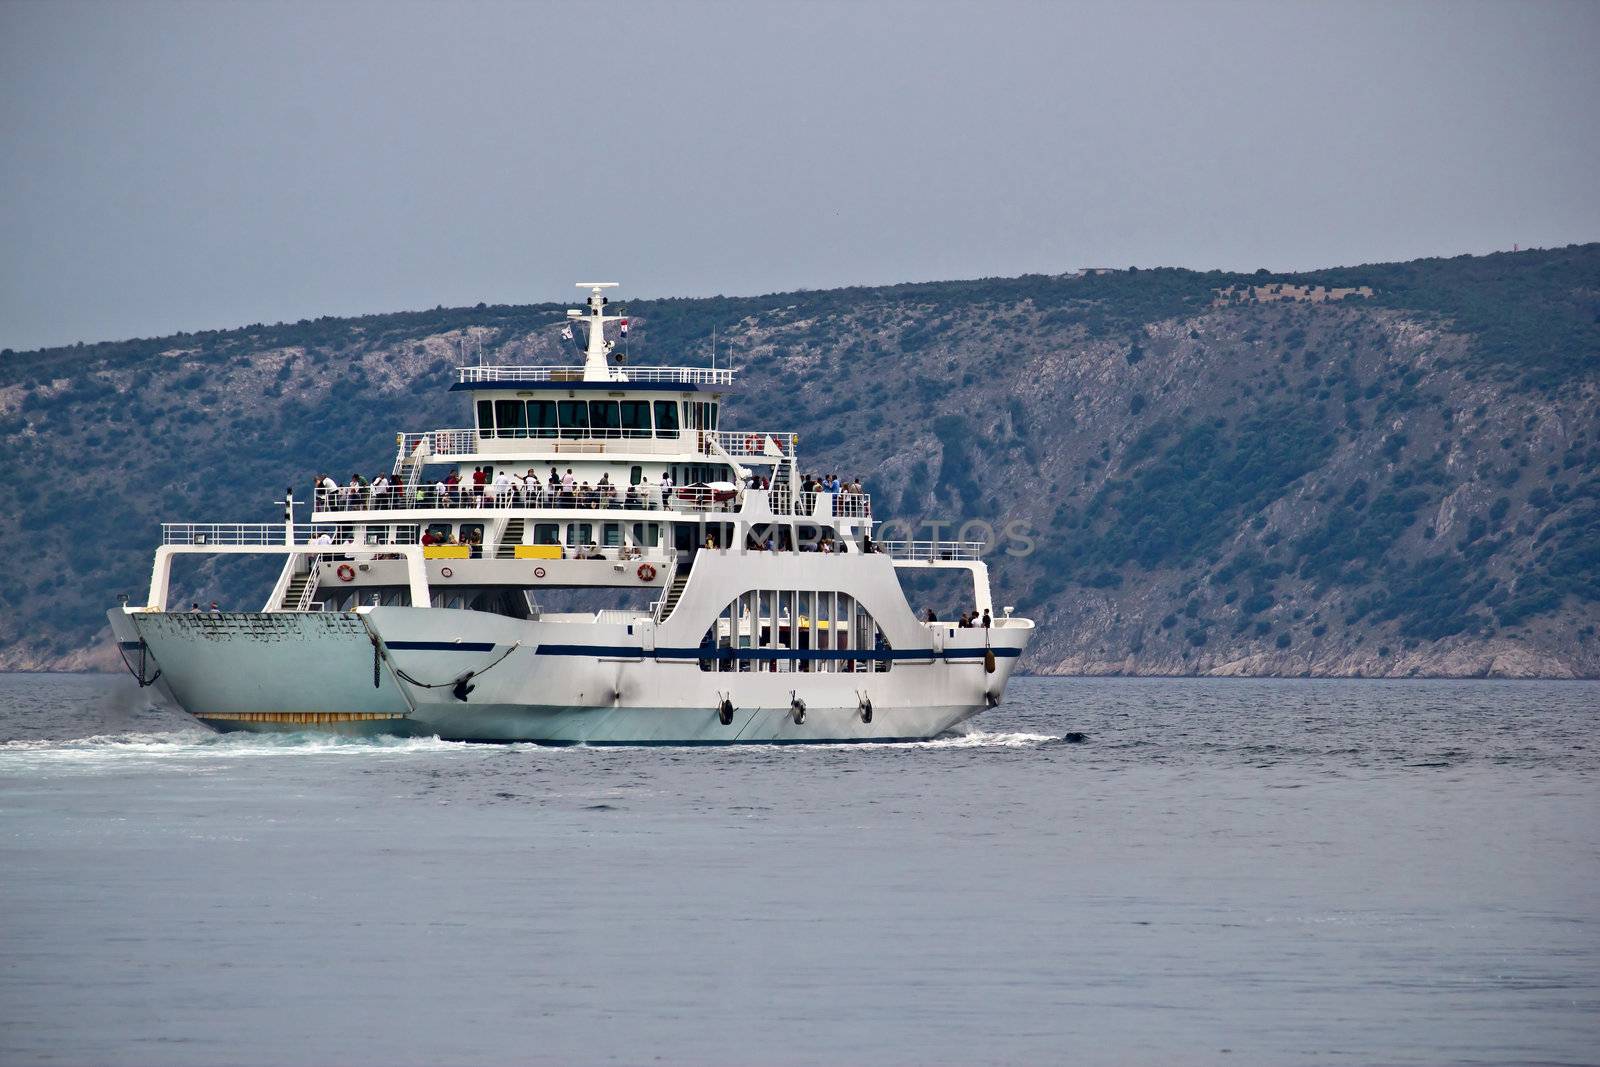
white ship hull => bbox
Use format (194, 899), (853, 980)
(109, 603), (1030, 744)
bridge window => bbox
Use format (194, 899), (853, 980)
(653, 400), (680, 439)
(476, 400), (493, 435)
(494, 399), (526, 439)
(529, 400), (557, 438)
(588, 400), (621, 438)
(558, 400), (589, 438)
(621, 401), (651, 438)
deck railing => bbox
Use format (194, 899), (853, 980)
(313, 483), (738, 514)
(456, 365), (735, 387)
(394, 427), (795, 460)
(704, 430), (796, 458)
(313, 482), (869, 519)
(162, 523), (343, 546)
(878, 539), (986, 562)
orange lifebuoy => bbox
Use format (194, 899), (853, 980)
(336, 563), (356, 582)
(637, 562), (657, 582)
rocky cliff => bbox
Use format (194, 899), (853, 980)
(2, 245), (1596, 676)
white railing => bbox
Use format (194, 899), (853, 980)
(395, 429), (478, 458)
(162, 523), (339, 546)
(457, 365), (735, 387)
(830, 492), (871, 518)
(879, 540), (986, 562)
(705, 430), (795, 458)
(313, 483), (734, 514)
(162, 523), (425, 547)
(294, 562), (322, 611)
(392, 427), (797, 466)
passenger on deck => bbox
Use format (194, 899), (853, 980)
(471, 466), (487, 506)
(925, 608), (937, 623)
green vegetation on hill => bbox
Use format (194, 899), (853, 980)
(1, 244), (1597, 673)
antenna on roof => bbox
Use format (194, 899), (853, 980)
(571, 282), (624, 381)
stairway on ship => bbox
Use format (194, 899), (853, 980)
(279, 569), (315, 610)
(495, 518), (526, 559)
(658, 570), (690, 620)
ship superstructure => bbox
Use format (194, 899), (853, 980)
(110, 283), (1034, 742)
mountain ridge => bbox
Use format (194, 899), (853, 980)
(3, 245), (1597, 676)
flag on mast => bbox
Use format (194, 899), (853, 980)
(560, 324), (574, 341)
(620, 317), (630, 337)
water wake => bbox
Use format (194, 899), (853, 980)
(0, 730), (470, 767)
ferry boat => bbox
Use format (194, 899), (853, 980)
(109, 283), (1034, 743)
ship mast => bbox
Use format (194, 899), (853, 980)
(570, 282), (623, 381)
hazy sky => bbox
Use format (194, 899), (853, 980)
(2, 0), (1597, 351)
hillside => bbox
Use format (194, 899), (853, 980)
(2, 245), (1598, 677)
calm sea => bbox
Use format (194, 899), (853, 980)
(1, 673), (1596, 1067)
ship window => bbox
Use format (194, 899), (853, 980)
(477, 400), (494, 435)
(709, 402), (719, 430)
(620, 400), (651, 438)
(533, 523), (560, 545)
(364, 526), (389, 546)
(394, 525), (419, 545)
(631, 522), (660, 547)
(653, 400), (680, 439)
(565, 522), (593, 546)
(588, 400), (621, 437)
(529, 400), (558, 438)
(603, 523), (622, 547)
(558, 400), (589, 438)
(425, 523), (452, 543)
(495, 399), (527, 439)
(460, 523), (485, 549)
(630, 465), (643, 486)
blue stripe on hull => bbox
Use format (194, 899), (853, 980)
(532, 643), (1021, 662)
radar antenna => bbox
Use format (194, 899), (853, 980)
(568, 282), (624, 381)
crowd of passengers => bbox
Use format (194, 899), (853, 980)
(315, 468), (869, 514)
